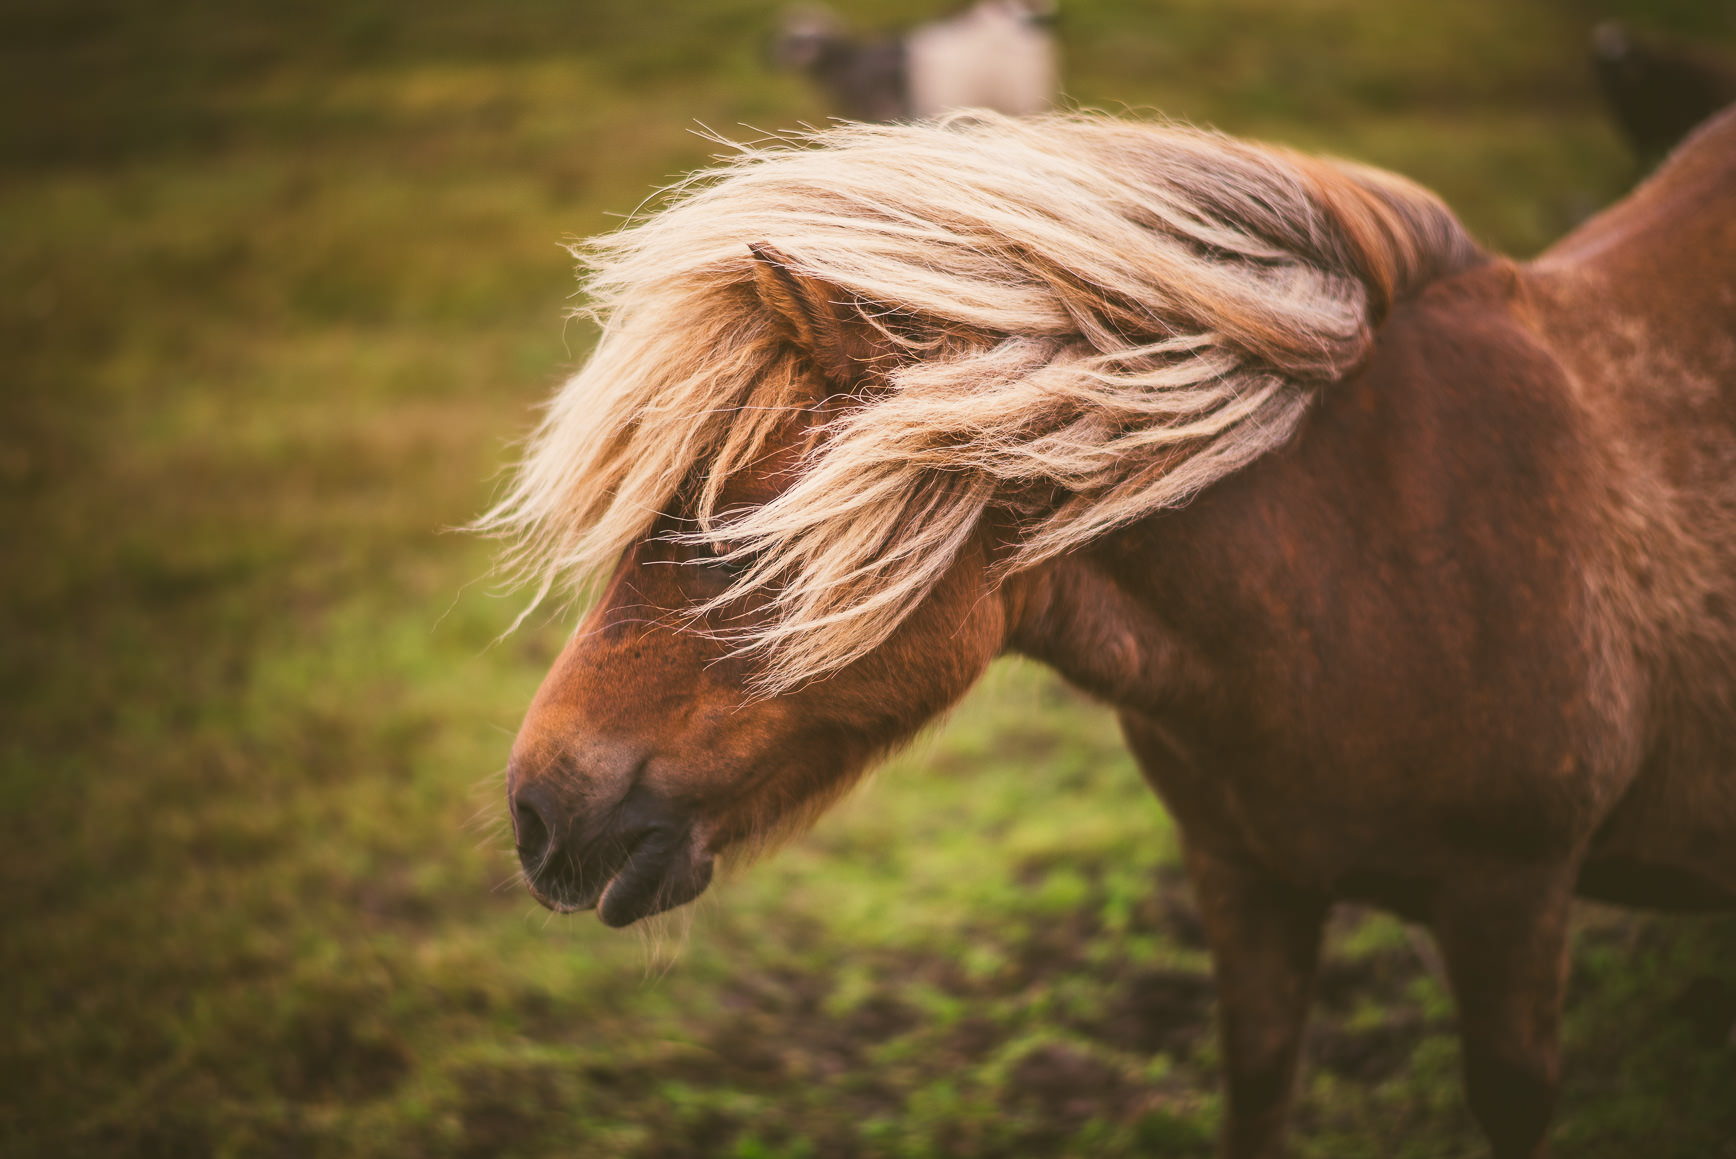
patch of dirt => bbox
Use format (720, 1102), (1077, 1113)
(947, 1014), (1004, 1058)
(842, 991), (920, 1043)
(697, 966), (861, 1086)
(1136, 864), (1209, 949)
(707, 1013), (791, 1083)
(1009, 907), (1105, 989)
(274, 1009), (411, 1102)
(455, 1063), (565, 1159)
(1002, 1042), (1141, 1149)
(1314, 930), (1429, 1013)
(1101, 967), (1215, 1057)
(1308, 1011), (1425, 1083)
(581, 875), (1228, 1157)
(629, 1108), (743, 1159)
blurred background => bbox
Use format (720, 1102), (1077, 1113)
(4, 1), (1736, 1156)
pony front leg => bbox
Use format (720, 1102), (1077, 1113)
(1184, 842), (1328, 1159)
(1430, 865), (1576, 1159)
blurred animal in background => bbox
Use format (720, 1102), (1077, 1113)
(1593, 21), (1736, 166)
(773, 0), (1058, 121)
(772, 7), (907, 122)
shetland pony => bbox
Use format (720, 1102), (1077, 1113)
(484, 112), (1736, 1158)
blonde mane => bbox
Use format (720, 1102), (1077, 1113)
(480, 112), (1482, 691)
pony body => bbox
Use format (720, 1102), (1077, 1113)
(491, 112), (1736, 1158)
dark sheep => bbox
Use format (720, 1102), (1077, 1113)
(773, 8), (909, 122)
(773, 1), (1058, 122)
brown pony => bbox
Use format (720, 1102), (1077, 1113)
(485, 112), (1736, 1158)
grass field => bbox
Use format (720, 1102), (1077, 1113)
(4, 1), (1736, 1156)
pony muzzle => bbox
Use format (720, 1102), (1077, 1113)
(509, 775), (714, 925)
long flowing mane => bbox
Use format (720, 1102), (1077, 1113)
(481, 112), (1483, 690)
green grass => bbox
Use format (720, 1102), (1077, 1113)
(4, 0), (1736, 1155)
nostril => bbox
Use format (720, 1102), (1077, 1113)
(511, 787), (556, 868)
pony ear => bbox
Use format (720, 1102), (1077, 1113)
(747, 242), (873, 386)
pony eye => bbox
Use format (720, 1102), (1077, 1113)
(699, 542), (749, 576)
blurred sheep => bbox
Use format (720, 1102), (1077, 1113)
(1592, 22), (1736, 165)
(773, 1), (1059, 122)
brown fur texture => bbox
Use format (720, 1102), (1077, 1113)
(501, 110), (1736, 1158)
